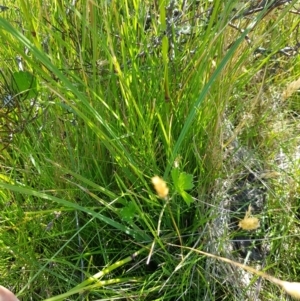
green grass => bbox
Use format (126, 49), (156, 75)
(0, 0), (299, 300)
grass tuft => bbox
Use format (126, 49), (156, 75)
(0, 1), (299, 300)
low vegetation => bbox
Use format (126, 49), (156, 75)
(0, 0), (299, 300)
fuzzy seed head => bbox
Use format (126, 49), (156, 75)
(282, 77), (300, 100)
(281, 281), (300, 299)
(238, 217), (260, 230)
(238, 205), (260, 230)
(151, 176), (169, 199)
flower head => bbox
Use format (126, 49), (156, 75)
(238, 205), (260, 231)
(281, 281), (300, 299)
(238, 216), (260, 230)
(151, 176), (169, 199)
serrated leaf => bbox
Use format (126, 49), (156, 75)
(181, 191), (194, 207)
(11, 71), (37, 100)
(120, 201), (136, 223)
(178, 172), (194, 191)
(172, 169), (194, 195)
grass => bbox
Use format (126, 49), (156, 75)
(0, 0), (299, 300)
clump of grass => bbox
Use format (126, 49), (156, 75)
(0, 0), (299, 300)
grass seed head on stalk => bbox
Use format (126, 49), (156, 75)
(151, 176), (169, 199)
(238, 205), (260, 230)
(238, 216), (260, 230)
(280, 281), (300, 300)
(282, 77), (300, 100)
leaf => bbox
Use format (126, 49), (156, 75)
(0, 181), (149, 240)
(178, 172), (194, 192)
(171, 168), (180, 190)
(171, 169), (194, 192)
(0, 5), (9, 12)
(120, 201), (136, 223)
(181, 191), (194, 207)
(11, 71), (37, 99)
(171, 169), (194, 206)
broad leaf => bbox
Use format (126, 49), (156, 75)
(120, 201), (136, 223)
(171, 169), (194, 206)
(181, 191), (194, 207)
(12, 71), (37, 99)
(178, 172), (194, 191)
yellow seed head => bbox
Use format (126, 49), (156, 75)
(282, 77), (300, 100)
(281, 281), (300, 299)
(151, 176), (169, 199)
(238, 217), (260, 230)
(238, 205), (260, 230)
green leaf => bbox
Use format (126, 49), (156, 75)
(0, 181), (149, 241)
(178, 172), (194, 191)
(171, 168), (180, 190)
(171, 169), (194, 206)
(181, 191), (194, 207)
(172, 170), (194, 193)
(11, 71), (37, 99)
(120, 201), (137, 223)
